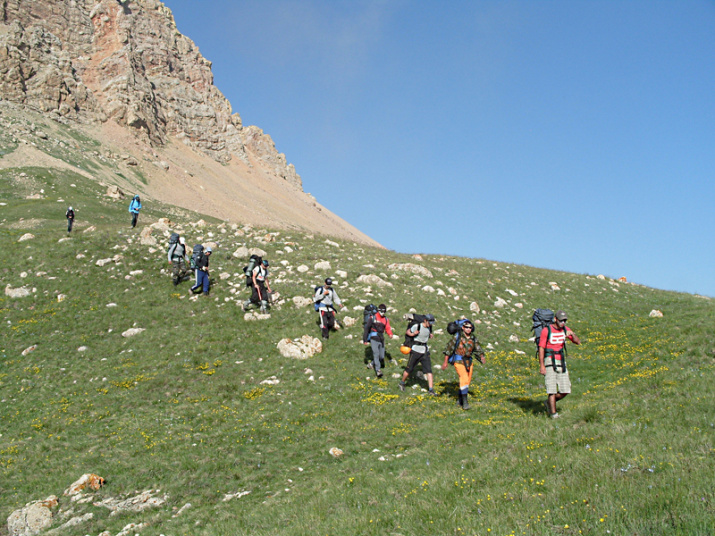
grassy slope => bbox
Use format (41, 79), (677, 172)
(0, 168), (713, 536)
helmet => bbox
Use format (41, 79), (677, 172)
(325, 277), (333, 286)
(400, 345), (411, 355)
(206, 246), (212, 253)
(262, 260), (269, 267)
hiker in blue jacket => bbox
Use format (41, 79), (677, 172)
(189, 246), (212, 296)
(128, 195), (142, 228)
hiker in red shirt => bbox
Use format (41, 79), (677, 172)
(538, 310), (581, 418)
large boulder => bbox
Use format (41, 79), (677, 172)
(277, 336), (322, 359)
(7, 496), (58, 536)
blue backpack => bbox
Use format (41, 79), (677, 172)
(446, 318), (473, 364)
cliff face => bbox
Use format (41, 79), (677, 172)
(0, 0), (301, 189)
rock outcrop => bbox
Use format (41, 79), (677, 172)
(0, 0), (301, 189)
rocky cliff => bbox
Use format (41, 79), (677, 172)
(0, 0), (300, 188)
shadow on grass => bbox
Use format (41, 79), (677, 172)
(508, 397), (547, 416)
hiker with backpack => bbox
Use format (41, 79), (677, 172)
(189, 245), (212, 296)
(65, 206), (75, 233)
(362, 304), (394, 378)
(243, 259), (272, 313)
(128, 195), (142, 228)
(441, 319), (485, 410)
(167, 233), (189, 286)
(313, 277), (345, 339)
(536, 309), (581, 418)
(399, 314), (437, 395)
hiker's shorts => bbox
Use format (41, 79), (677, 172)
(405, 350), (432, 375)
(544, 358), (570, 394)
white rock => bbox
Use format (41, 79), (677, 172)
(325, 239), (340, 247)
(129, 270), (143, 276)
(357, 274), (393, 288)
(106, 303), (117, 307)
(494, 297), (508, 308)
(77, 346), (88, 352)
(292, 296), (313, 308)
(18, 233), (35, 242)
(7, 496), (58, 536)
(219, 272), (231, 280)
(82, 225), (96, 233)
(314, 261), (331, 270)
(342, 316), (357, 328)
(437, 288), (446, 296)
(96, 258), (113, 267)
(222, 491), (251, 502)
(121, 328), (145, 338)
(508, 335), (520, 343)
(388, 263), (433, 278)
(22, 344), (37, 356)
(260, 376), (280, 385)
(422, 286), (435, 293)
(244, 312), (271, 321)
(597, 274), (606, 280)
(5, 285), (31, 298)
(506, 289), (518, 296)
(649, 309), (664, 318)
(515, 303), (523, 309)
(297, 265), (309, 273)
(470, 302), (481, 314)
(277, 335), (323, 359)
(329, 447), (344, 458)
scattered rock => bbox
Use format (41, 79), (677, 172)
(292, 296), (312, 308)
(106, 185), (125, 200)
(649, 310), (663, 318)
(7, 496), (58, 536)
(297, 265), (309, 273)
(260, 376), (280, 385)
(222, 491), (250, 502)
(356, 274), (392, 288)
(18, 233), (35, 242)
(494, 297), (508, 308)
(138, 227), (157, 246)
(82, 226), (96, 233)
(121, 328), (145, 338)
(508, 335), (520, 343)
(22, 345), (37, 356)
(94, 490), (166, 516)
(314, 261), (331, 270)
(329, 447), (344, 458)
(116, 523), (147, 536)
(244, 312), (271, 321)
(470, 302), (481, 314)
(277, 336), (323, 359)
(6, 285), (31, 298)
(64, 474), (105, 499)
(342, 316), (357, 327)
(388, 263), (433, 278)
(172, 503), (192, 518)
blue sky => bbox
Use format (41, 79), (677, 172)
(162, 0), (715, 297)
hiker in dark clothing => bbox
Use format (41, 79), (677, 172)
(363, 304), (394, 378)
(65, 206), (75, 233)
(314, 277), (345, 339)
(129, 195), (142, 228)
(189, 246), (211, 296)
(167, 236), (189, 286)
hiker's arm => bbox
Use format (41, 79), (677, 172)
(567, 330), (581, 345)
(441, 355), (450, 371)
(538, 346), (546, 375)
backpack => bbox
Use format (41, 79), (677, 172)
(313, 285), (324, 311)
(190, 244), (204, 270)
(531, 309), (554, 347)
(243, 254), (262, 287)
(168, 232), (180, 245)
(402, 313), (428, 349)
(363, 304), (378, 325)
(446, 318), (473, 364)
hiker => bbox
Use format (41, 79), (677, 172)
(538, 310), (581, 418)
(441, 320), (485, 410)
(362, 304), (394, 378)
(243, 259), (272, 313)
(65, 206), (75, 233)
(399, 314), (436, 395)
(128, 195), (142, 228)
(313, 277), (345, 339)
(167, 234), (189, 286)
(189, 246), (212, 296)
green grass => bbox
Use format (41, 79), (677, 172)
(0, 169), (713, 536)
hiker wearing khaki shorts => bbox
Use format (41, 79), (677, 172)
(538, 310), (581, 418)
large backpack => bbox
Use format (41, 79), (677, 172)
(531, 308), (554, 347)
(402, 313), (428, 349)
(243, 254), (262, 287)
(190, 244), (204, 270)
(363, 304), (378, 325)
(167, 233), (180, 255)
(446, 318), (474, 364)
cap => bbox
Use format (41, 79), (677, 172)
(262, 260), (269, 266)
(425, 314), (435, 324)
(325, 277), (333, 285)
(378, 303), (387, 313)
(555, 310), (568, 321)
(206, 246), (212, 253)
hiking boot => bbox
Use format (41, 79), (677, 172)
(551, 412), (560, 419)
(428, 389), (437, 396)
(367, 362), (374, 370)
(398, 381), (405, 392)
(462, 395), (470, 410)
(456, 394), (463, 407)
(376, 371), (383, 379)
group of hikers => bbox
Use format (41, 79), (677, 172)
(65, 198), (581, 416)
